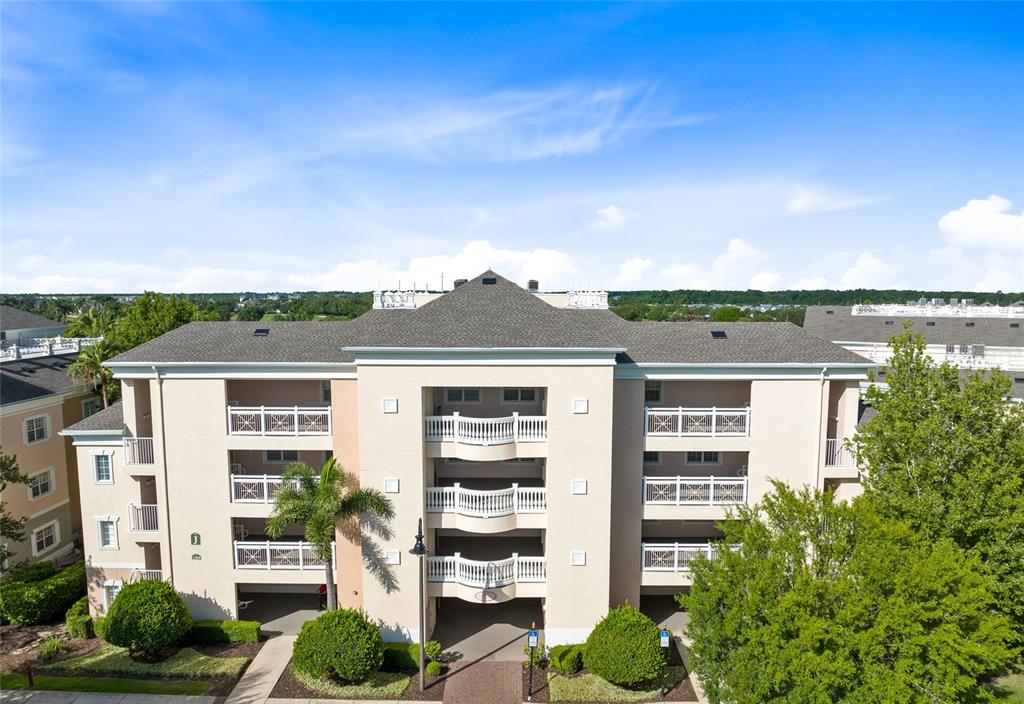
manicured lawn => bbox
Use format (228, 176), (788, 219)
(992, 673), (1024, 702)
(292, 665), (410, 698)
(38, 645), (248, 679)
(548, 667), (689, 703)
(0, 672), (207, 695)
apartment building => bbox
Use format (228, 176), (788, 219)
(805, 300), (1024, 401)
(63, 272), (872, 644)
(0, 310), (101, 570)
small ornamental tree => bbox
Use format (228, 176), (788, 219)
(584, 604), (664, 686)
(292, 609), (384, 683)
(105, 580), (191, 658)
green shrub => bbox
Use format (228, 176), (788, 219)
(292, 609), (383, 683)
(424, 640), (443, 663)
(65, 596), (94, 639)
(39, 636), (65, 661)
(0, 561), (86, 625)
(523, 640), (547, 668)
(94, 616), (109, 641)
(105, 580), (191, 658)
(425, 661), (443, 677)
(584, 605), (664, 686)
(188, 620), (261, 644)
(549, 644), (585, 675)
(4, 561), (56, 584)
(380, 640), (442, 672)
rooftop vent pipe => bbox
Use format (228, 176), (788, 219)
(528, 279), (539, 292)
(453, 279), (468, 288)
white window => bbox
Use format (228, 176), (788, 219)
(643, 451), (661, 464)
(321, 380), (332, 403)
(644, 381), (662, 403)
(685, 451), (722, 465)
(97, 518), (119, 549)
(265, 450), (299, 463)
(502, 388), (537, 403)
(94, 454), (113, 483)
(103, 581), (123, 610)
(27, 468), (54, 500)
(82, 398), (102, 418)
(23, 414), (49, 444)
(446, 388), (480, 403)
(32, 520), (59, 556)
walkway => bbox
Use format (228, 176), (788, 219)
(442, 661), (522, 704)
(432, 598), (541, 663)
(225, 635), (295, 704)
(0, 694), (213, 704)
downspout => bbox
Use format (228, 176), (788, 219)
(154, 365), (175, 585)
(815, 366), (828, 489)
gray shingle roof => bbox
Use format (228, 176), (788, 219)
(107, 272), (871, 367)
(64, 400), (124, 432)
(804, 306), (1023, 347)
(0, 352), (82, 405)
(0, 305), (62, 333)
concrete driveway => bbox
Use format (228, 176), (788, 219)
(432, 597), (543, 664)
(237, 592), (320, 635)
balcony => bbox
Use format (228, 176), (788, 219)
(234, 540), (335, 570)
(127, 503), (159, 532)
(131, 569), (164, 582)
(426, 553), (546, 603)
(643, 476), (747, 505)
(123, 438), (155, 465)
(231, 474), (288, 503)
(825, 438), (858, 467)
(424, 413), (547, 461)
(644, 407), (750, 437)
(227, 406), (331, 436)
(425, 484), (546, 533)
(641, 542), (724, 586)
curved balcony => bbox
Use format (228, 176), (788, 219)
(425, 484), (546, 533)
(426, 553), (546, 603)
(424, 413), (547, 460)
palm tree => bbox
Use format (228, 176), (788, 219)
(68, 339), (116, 408)
(65, 307), (117, 338)
(267, 457), (394, 610)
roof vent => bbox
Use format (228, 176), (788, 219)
(527, 279), (539, 292)
(482, 277), (497, 285)
(711, 330), (727, 339)
(966, 322), (975, 327)
(1011, 323), (1020, 328)
(825, 310), (834, 315)
(453, 278), (468, 288)
(884, 320), (894, 325)
(926, 321), (935, 326)
(254, 328), (270, 337)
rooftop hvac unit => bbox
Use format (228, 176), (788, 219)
(931, 298), (944, 305)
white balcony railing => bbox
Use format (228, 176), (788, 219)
(643, 476), (747, 505)
(234, 540), (335, 570)
(227, 406), (331, 436)
(426, 484), (546, 517)
(231, 474), (288, 503)
(0, 337), (101, 362)
(131, 569), (163, 582)
(123, 438), (155, 465)
(426, 554), (546, 588)
(127, 503), (159, 532)
(424, 412), (547, 445)
(825, 438), (858, 468)
(644, 407), (750, 437)
(642, 542), (724, 572)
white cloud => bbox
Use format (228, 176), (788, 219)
(840, 252), (898, 288)
(784, 185), (876, 215)
(749, 271), (782, 289)
(661, 238), (768, 289)
(612, 257), (653, 287)
(938, 195), (1024, 252)
(592, 204), (628, 231)
(792, 276), (827, 289)
(975, 265), (1023, 292)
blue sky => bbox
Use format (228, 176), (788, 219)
(2, 2), (1022, 293)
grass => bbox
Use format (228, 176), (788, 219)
(992, 673), (1024, 702)
(548, 667), (689, 703)
(0, 672), (207, 695)
(292, 664), (411, 698)
(38, 645), (249, 679)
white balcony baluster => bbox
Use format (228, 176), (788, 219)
(642, 542), (723, 572)
(425, 484), (546, 516)
(643, 476), (747, 505)
(234, 540), (335, 570)
(123, 438), (155, 465)
(127, 503), (159, 532)
(644, 407), (750, 437)
(426, 554), (545, 587)
(424, 414), (546, 445)
(825, 438), (858, 467)
(227, 406), (331, 436)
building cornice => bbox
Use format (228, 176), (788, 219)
(106, 362), (358, 380)
(344, 347), (625, 367)
(614, 362), (875, 380)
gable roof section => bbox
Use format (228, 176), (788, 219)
(805, 306), (1023, 347)
(64, 400), (124, 433)
(0, 353), (83, 405)
(0, 305), (62, 333)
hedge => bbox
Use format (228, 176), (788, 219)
(292, 609), (383, 683)
(549, 643), (585, 675)
(188, 620), (261, 644)
(0, 561), (86, 625)
(4, 561), (57, 584)
(95, 616), (109, 641)
(65, 596), (94, 639)
(105, 580), (192, 657)
(380, 641), (443, 672)
(584, 604), (665, 686)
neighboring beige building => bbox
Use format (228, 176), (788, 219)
(64, 272), (872, 644)
(0, 310), (101, 571)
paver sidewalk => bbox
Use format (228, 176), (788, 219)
(0, 693), (213, 704)
(442, 661), (521, 704)
(225, 635), (295, 704)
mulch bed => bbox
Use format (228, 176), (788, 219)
(271, 662), (446, 700)
(523, 664), (550, 702)
(0, 623), (103, 674)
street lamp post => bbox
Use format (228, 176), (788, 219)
(409, 518), (429, 692)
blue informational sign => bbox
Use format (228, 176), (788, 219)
(528, 630), (539, 648)
(660, 629), (671, 648)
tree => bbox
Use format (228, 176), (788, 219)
(682, 483), (1013, 704)
(69, 339), (117, 408)
(111, 292), (203, 351)
(267, 458), (394, 610)
(64, 306), (118, 338)
(0, 451), (29, 571)
(709, 306), (744, 322)
(857, 327), (1024, 641)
